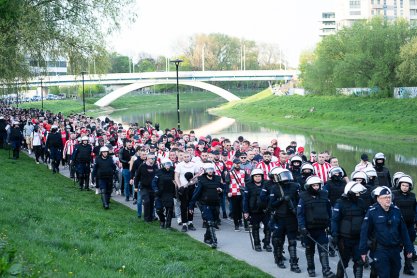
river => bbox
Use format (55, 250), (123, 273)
(108, 100), (417, 183)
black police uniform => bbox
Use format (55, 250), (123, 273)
(298, 189), (335, 278)
(135, 162), (157, 222)
(267, 180), (301, 271)
(331, 195), (368, 278)
(189, 174), (222, 248)
(92, 154), (116, 209)
(243, 179), (271, 252)
(45, 131), (63, 172)
(152, 167), (176, 229)
(72, 143), (92, 190)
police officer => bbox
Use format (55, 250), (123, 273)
(135, 153), (158, 222)
(243, 168), (271, 252)
(331, 181), (368, 278)
(289, 155), (303, 185)
(297, 175), (335, 278)
(46, 125), (63, 173)
(92, 146), (116, 209)
(373, 153), (392, 187)
(351, 170), (373, 208)
(323, 166), (346, 207)
(189, 163), (223, 249)
(299, 162), (315, 191)
(267, 167), (301, 273)
(392, 175), (416, 275)
(152, 158), (176, 229)
(359, 186), (415, 278)
(72, 136), (92, 190)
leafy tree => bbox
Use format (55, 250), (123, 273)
(397, 37), (417, 86)
(0, 0), (135, 83)
(109, 53), (130, 73)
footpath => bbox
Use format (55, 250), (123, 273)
(26, 152), (411, 278)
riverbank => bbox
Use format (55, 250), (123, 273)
(0, 150), (269, 277)
(209, 89), (417, 142)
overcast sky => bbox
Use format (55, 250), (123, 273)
(108, 0), (335, 68)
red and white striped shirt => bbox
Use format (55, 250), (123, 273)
(312, 162), (332, 183)
(227, 150), (236, 162)
(228, 169), (245, 196)
(214, 161), (226, 178)
(63, 139), (77, 158)
(256, 161), (277, 180)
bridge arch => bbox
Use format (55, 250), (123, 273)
(94, 80), (241, 107)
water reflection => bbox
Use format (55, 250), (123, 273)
(109, 106), (417, 182)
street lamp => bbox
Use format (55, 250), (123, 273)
(80, 71), (88, 114)
(39, 77), (44, 110)
(170, 59), (183, 130)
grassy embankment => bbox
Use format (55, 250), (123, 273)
(0, 150), (270, 277)
(209, 89), (417, 142)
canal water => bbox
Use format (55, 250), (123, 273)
(108, 101), (417, 183)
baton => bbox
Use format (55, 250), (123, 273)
(248, 224), (255, 250)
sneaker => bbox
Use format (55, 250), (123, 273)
(181, 225), (188, 232)
(28, 150), (31, 155)
(133, 200), (137, 205)
(188, 223), (196, 231)
(177, 218), (182, 225)
(95, 189), (100, 195)
(36, 161), (40, 165)
(234, 225), (240, 232)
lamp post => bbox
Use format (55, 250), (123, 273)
(39, 77), (44, 110)
(170, 59), (183, 130)
(81, 71), (87, 114)
(15, 78), (19, 108)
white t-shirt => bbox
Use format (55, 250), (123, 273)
(175, 161), (200, 187)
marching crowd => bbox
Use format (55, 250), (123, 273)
(1, 103), (417, 278)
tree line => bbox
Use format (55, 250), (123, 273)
(299, 17), (417, 97)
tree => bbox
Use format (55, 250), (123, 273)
(397, 37), (417, 86)
(109, 53), (130, 73)
(0, 0), (135, 82)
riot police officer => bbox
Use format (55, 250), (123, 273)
(297, 175), (335, 278)
(299, 163), (315, 191)
(267, 167), (301, 273)
(290, 155), (303, 185)
(189, 163), (223, 248)
(92, 146), (116, 209)
(243, 168), (271, 252)
(331, 181), (368, 278)
(373, 153), (392, 187)
(359, 186), (415, 278)
(152, 158), (176, 229)
(392, 175), (416, 275)
(46, 125), (63, 173)
(323, 166), (346, 207)
(72, 136), (92, 190)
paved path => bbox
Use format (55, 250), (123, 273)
(25, 152), (413, 278)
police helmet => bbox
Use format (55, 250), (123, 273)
(392, 172), (405, 188)
(269, 167), (293, 183)
(81, 136), (89, 141)
(397, 175), (413, 190)
(290, 155), (303, 166)
(328, 167), (344, 179)
(51, 125), (58, 132)
(203, 163), (215, 174)
(373, 152), (385, 165)
(161, 158), (173, 168)
(363, 167), (377, 178)
(350, 171), (369, 184)
(99, 146), (109, 154)
(251, 168), (264, 177)
(371, 186), (391, 199)
(344, 181), (367, 195)
(301, 163), (315, 174)
(304, 175), (323, 190)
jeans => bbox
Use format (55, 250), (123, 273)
(136, 188), (143, 217)
(122, 169), (130, 200)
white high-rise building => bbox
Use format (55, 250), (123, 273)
(319, 12), (337, 37)
(321, 0), (417, 36)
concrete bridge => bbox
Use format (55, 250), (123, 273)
(23, 70), (299, 107)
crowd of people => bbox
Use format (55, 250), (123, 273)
(1, 103), (417, 278)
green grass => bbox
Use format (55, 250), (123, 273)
(0, 150), (270, 278)
(17, 99), (98, 115)
(210, 89), (417, 142)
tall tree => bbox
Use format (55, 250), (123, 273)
(397, 37), (417, 86)
(0, 0), (135, 82)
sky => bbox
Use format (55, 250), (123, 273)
(108, 0), (335, 68)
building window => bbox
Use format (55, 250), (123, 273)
(411, 0), (417, 5)
(350, 10), (362, 15)
(350, 0), (361, 9)
(411, 9), (417, 15)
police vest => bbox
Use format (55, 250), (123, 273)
(327, 180), (346, 206)
(200, 175), (221, 205)
(300, 191), (330, 230)
(75, 144), (92, 163)
(246, 182), (267, 213)
(270, 182), (299, 218)
(95, 156), (115, 179)
(393, 191), (416, 225)
(338, 198), (367, 239)
(375, 167), (390, 187)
